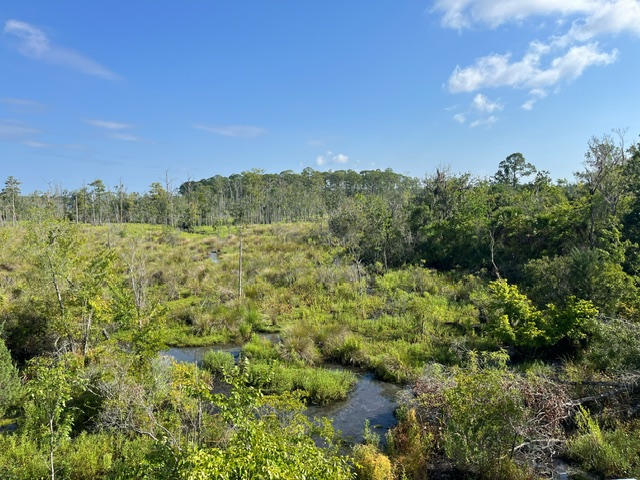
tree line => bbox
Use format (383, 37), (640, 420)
(2, 129), (640, 478)
(0, 168), (420, 228)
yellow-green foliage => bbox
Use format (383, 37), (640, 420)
(483, 279), (598, 349)
(353, 444), (393, 480)
(567, 409), (640, 478)
(386, 408), (433, 479)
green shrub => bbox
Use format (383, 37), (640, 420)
(386, 409), (433, 479)
(584, 319), (640, 372)
(353, 444), (393, 480)
(566, 409), (640, 478)
(0, 337), (20, 417)
(0, 434), (49, 480)
(442, 352), (527, 476)
(238, 320), (253, 341)
(242, 333), (280, 361)
(58, 432), (114, 480)
(201, 350), (235, 378)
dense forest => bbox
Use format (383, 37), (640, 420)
(2, 131), (640, 479)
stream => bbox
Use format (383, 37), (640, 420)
(162, 338), (402, 445)
(163, 343), (584, 477)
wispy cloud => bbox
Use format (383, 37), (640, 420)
(315, 150), (349, 166)
(85, 119), (133, 130)
(194, 124), (267, 138)
(470, 116), (497, 128)
(22, 140), (52, 148)
(453, 113), (467, 124)
(433, 1), (631, 110)
(86, 118), (143, 141)
(451, 93), (501, 127)
(109, 132), (142, 142)
(0, 97), (47, 113)
(0, 119), (40, 140)
(3, 19), (120, 80)
(521, 88), (548, 110)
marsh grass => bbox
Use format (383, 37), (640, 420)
(202, 350), (235, 378)
(246, 361), (357, 405)
(1, 220), (483, 385)
(242, 334), (280, 361)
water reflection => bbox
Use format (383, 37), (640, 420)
(162, 340), (401, 445)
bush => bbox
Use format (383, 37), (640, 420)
(386, 409), (433, 479)
(201, 350), (235, 378)
(58, 432), (114, 480)
(242, 333), (280, 361)
(0, 337), (20, 417)
(0, 434), (49, 480)
(442, 352), (528, 476)
(584, 319), (640, 372)
(566, 409), (640, 478)
(353, 444), (393, 480)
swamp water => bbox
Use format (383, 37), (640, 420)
(162, 338), (402, 444)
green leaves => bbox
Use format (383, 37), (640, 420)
(0, 337), (20, 418)
(483, 279), (598, 349)
(442, 354), (525, 474)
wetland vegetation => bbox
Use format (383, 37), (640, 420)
(3, 133), (640, 478)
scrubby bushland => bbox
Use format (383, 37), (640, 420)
(2, 134), (640, 478)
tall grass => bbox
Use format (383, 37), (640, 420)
(246, 361), (357, 405)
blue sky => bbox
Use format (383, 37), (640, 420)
(1, 1), (640, 193)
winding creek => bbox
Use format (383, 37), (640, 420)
(162, 337), (402, 445)
(163, 344), (578, 477)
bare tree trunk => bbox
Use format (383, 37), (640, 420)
(83, 309), (93, 356)
(489, 229), (501, 279)
(238, 226), (243, 302)
(47, 255), (65, 319)
(11, 190), (16, 226)
(49, 417), (55, 480)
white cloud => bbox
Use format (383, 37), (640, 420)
(567, 0), (640, 41)
(194, 124), (266, 138)
(453, 113), (467, 124)
(85, 119), (133, 130)
(431, 0), (640, 36)
(315, 151), (349, 166)
(453, 113), (467, 125)
(448, 41), (617, 93)
(521, 87), (548, 110)
(470, 115), (497, 128)
(434, 1), (631, 109)
(471, 93), (503, 113)
(4, 20), (120, 80)
(451, 95), (501, 127)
